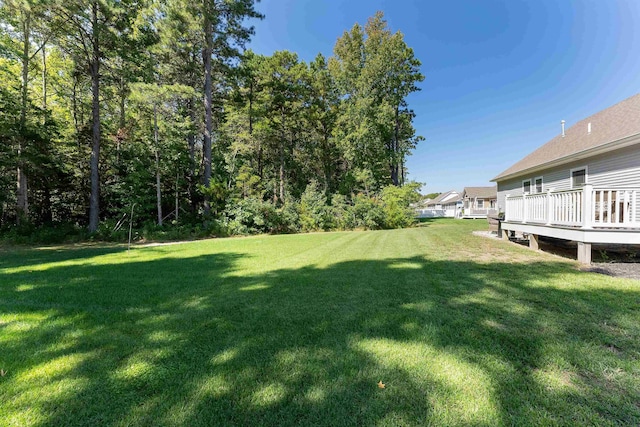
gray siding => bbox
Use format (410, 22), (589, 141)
(496, 144), (640, 220)
(588, 146), (640, 187)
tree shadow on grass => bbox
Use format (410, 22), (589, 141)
(0, 244), (128, 269)
(1, 250), (639, 426)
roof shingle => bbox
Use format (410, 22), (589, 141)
(493, 93), (640, 181)
(426, 190), (461, 206)
(463, 186), (496, 199)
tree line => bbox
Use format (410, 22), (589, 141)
(0, 1), (424, 242)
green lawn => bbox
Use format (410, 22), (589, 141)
(1, 219), (639, 426)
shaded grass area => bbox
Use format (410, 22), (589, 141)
(1, 219), (639, 426)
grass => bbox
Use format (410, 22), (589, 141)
(1, 219), (639, 426)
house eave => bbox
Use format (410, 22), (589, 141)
(492, 133), (640, 183)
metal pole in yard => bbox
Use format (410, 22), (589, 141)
(128, 203), (136, 252)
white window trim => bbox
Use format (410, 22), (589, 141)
(534, 176), (543, 193)
(570, 166), (588, 189)
(522, 179), (532, 194)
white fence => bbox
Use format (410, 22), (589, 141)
(415, 208), (459, 218)
(505, 184), (638, 228)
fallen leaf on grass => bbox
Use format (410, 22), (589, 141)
(377, 380), (385, 389)
(0, 369), (6, 377)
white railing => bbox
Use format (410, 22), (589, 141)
(505, 184), (639, 229)
(549, 189), (584, 226)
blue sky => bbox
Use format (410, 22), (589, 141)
(247, 0), (640, 194)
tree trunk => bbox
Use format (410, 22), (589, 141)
(257, 142), (263, 180)
(202, 7), (214, 215)
(175, 171), (179, 221)
(390, 105), (400, 186)
(17, 12), (30, 223)
(249, 80), (263, 179)
(323, 131), (332, 195)
(248, 81), (254, 135)
(279, 108), (285, 203)
(42, 45), (47, 111)
(41, 45), (55, 220)
(119, 77), (126, 129)
(279, 149), (284, 203)
(186, 98), (197, 213)
(115, 76), (126, 164)
(42, 186), (53, 223)
(154, 104), (162, 226)
(88, 0), (101, 233)
(72, 75), (79, 133)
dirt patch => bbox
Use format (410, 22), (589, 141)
(472, 230), (500, 240)
(583, 263), (640, 280)
(604, 344), (622, 355)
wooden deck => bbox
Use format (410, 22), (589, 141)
(502, 184), (640, 263)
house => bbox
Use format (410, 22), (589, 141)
(411, 198), (432, 216)
(461, 186), (497, 218)
(492, 93), (640, 263)
(415, 190), (462, 218)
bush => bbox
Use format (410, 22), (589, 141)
(299, 181), (331, 232)
(0, 181), (424, 246)
(347, 194), (385, 230)
(0, 222), (86, 245)
(139, 220), (227, 242)
(224, 197), (276, 235)
(380, 182), (421, 229)
(93, 218), (131, 242)
(273, 200), (301, 234)
(328, 193), (350, 230)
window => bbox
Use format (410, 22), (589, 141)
(522, 179), (531, 193)
(571, 168), (587, 188)
(477, 199), (484, 208)
(534, 177), (543, 193)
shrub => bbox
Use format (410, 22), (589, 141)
(380, 182), (421, 229)
(224, 197), (277, 235)
(299, 181), (331, 232)
(348, 193), (385, 230)
(138, 220), (226, 242)
(273, 200), (301, 234)
(224, 197), (300, 235)
(328, 193), (350, 230)
(0, 222), (86, 245)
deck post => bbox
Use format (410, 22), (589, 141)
(582, 184), (593, 229)
(529, 234), (539, 250)
(502, 229), (510, 240)
(522, 193), (528, 224)
(546, 190), (553, 225)
(577, 242), (592, 264)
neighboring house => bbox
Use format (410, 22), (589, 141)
(461, 186), (497, 218)
(492, 93), (640, 263)
(411, 198), (432, 216)
(415, 190), (462, 218)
